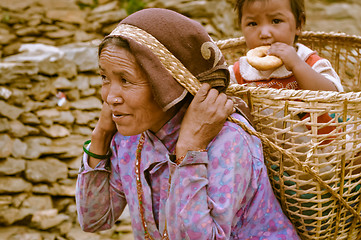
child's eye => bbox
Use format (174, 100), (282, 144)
(273, 19), (282, 24)
(247, 22), (257, 27)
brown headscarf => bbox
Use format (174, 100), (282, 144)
(102, 8), (253, 125)
(104, 8), (229, 111)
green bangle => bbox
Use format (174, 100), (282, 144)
(83, 140), (112, 159)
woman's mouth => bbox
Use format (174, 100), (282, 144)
(112, 112), (130, 121)
(112, 113), (123, 118)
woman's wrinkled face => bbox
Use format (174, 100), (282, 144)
(99, 45), (174, 136)
(240, 0), (301, 49)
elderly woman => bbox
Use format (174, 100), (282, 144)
(75, 8), (300, 240)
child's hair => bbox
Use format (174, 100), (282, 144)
(235, 0), (306, 41)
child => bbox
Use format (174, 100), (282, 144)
(229, 1), (361, 235)
(230, 0), (345, 181)
(230, 0), (343, 92)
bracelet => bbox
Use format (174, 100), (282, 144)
(83, 140), (112, 159)
(175, 149), (207, 165)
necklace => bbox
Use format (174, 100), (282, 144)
(135, 133), (170, 240)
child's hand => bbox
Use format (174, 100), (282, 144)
(268, 42), (303, 72)
(268, 42), (338, 91)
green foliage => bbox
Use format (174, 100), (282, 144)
(122, 0), (145, 15)
(77, 0), (99, 10)
(1, 12), (10, 23)
(76, 0), (145, 13)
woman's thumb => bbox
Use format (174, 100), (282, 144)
(194, 83), (211, 102)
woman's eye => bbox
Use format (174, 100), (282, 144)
(101, 75), (110, 84)
(121, 78), (131, 84)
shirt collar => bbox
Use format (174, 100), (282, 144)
(146, 101), (189, 154)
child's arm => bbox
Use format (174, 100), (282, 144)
(269, 42), (338, 91)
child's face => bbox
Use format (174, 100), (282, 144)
(240, 0), (301, 49)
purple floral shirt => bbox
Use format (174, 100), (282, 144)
(76, 107), (300, 239)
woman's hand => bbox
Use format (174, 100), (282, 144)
(93, 102), (117, 135)
(88, 102), (117, 168)
(176, 83), (234, 158)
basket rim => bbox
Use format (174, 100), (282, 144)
(227, 84), (361, 103)
(217, 30), (361, 50)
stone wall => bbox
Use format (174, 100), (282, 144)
(0, 0), (241, 239)
(0, 0), (241, 58)
(0, 41), (127, 239)
(1, 0), (361, 239)
(306, 0), (361, 36)
(1, 0), (361, 57)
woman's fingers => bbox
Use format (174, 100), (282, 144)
(95, 102), (117, 135)
(193, 83), (212, 103)
(176, 84), (234, 156)
(193, 83), (219, 106)
(194, 84), (234, 111)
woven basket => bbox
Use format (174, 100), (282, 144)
(217, 31), (361, 240)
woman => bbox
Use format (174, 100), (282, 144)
(75, 8), (300, 239)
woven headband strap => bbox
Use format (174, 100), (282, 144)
(109, 24), (201, 95)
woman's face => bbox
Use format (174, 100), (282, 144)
(240, 0), (301, 49)
(99, 45), (176, 136)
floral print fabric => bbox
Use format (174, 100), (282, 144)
(76, 108), (300, 239)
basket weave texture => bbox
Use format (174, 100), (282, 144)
(217, 31), (361, 240)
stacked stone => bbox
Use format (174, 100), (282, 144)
(1, 0), (361, 58)
(0, 42), (134, 239)
(0, 0), (128, 58)
(0, 0), (241, 58)
(0, 0), (241, 239)
(145, 0), (241, 39)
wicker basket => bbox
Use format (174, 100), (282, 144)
(217, 31), (361, 240)
(218, 31), (361, 92)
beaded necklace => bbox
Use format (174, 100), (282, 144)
(135, 133), (170, 240)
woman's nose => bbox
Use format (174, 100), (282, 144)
(108, 96), (124, 104)
(107, 93), (124, 105)
(107, 84), (124, 105)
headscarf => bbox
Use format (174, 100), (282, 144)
(103, 8), (230, 111)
